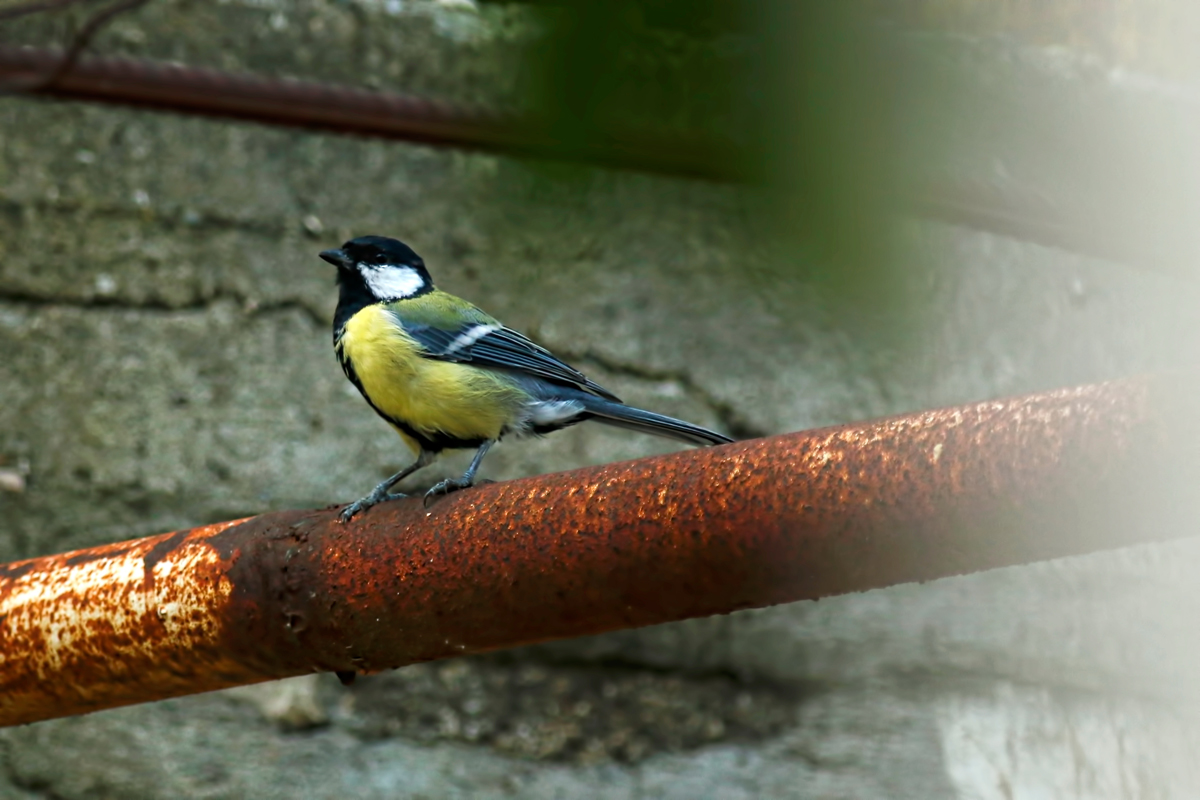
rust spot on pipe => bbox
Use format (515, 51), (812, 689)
(1, 375), (1196, 727)
(0, 519), (254, 724)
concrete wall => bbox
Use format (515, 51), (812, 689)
(2, 2), (1200, 797)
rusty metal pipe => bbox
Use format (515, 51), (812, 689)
(2, 46), (1191, 269)
(2, 375), (1196, 727)
(0, 45), (738, 181)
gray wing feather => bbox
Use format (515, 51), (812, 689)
(395, 314), (621, 402)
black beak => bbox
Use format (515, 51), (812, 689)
(319, 248), (351, 269)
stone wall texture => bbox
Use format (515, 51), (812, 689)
(2, 1), (1200, 797)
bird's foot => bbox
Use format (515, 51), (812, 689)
(422, 478), (474, 508)
(339, 491), (407, 523)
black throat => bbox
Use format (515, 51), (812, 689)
(332, 268), (376, 342)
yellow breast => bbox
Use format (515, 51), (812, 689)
(337, 304), (525, 448)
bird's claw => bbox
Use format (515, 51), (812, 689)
(422, 478), (473, 508)
(339, 491), (407, 523)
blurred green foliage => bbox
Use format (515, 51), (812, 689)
(491, 0), (943, 335)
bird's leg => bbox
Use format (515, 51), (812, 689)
(423, 440), (494, 508)
(340, 450), (436, 523)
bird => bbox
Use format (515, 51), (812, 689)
(321, 235), (734, 522)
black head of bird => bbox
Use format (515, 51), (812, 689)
(320, 235), (434, 302)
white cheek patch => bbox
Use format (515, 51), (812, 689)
(361, 264), (426, 299)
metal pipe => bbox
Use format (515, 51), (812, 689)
(0, 45), (737, 181)
(2, 46), (1186, 269)
(3, 375), (1195, 728)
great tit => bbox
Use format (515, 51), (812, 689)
(321, 235), (733, 522)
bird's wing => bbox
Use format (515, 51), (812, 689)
(392, 312), (621, 402)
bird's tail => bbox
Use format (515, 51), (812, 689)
(579, 396), (734, 447)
